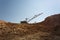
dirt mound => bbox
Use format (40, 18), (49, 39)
(44, 14), (60, 26)
(37, 14), (60, 31)
(0, 14), (60, 40)
(0, 20), (8, 23)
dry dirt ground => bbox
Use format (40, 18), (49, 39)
(0, 14), (60, 40)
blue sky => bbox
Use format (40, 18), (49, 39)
(0, 0), (60, 23)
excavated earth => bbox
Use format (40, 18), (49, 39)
(0, 14), (60, 40)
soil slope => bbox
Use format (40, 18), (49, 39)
(0, 14), (60, 40)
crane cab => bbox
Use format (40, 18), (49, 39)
(20, 21), (28, 24)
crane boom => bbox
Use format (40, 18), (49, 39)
(28, 13), (43, 22)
